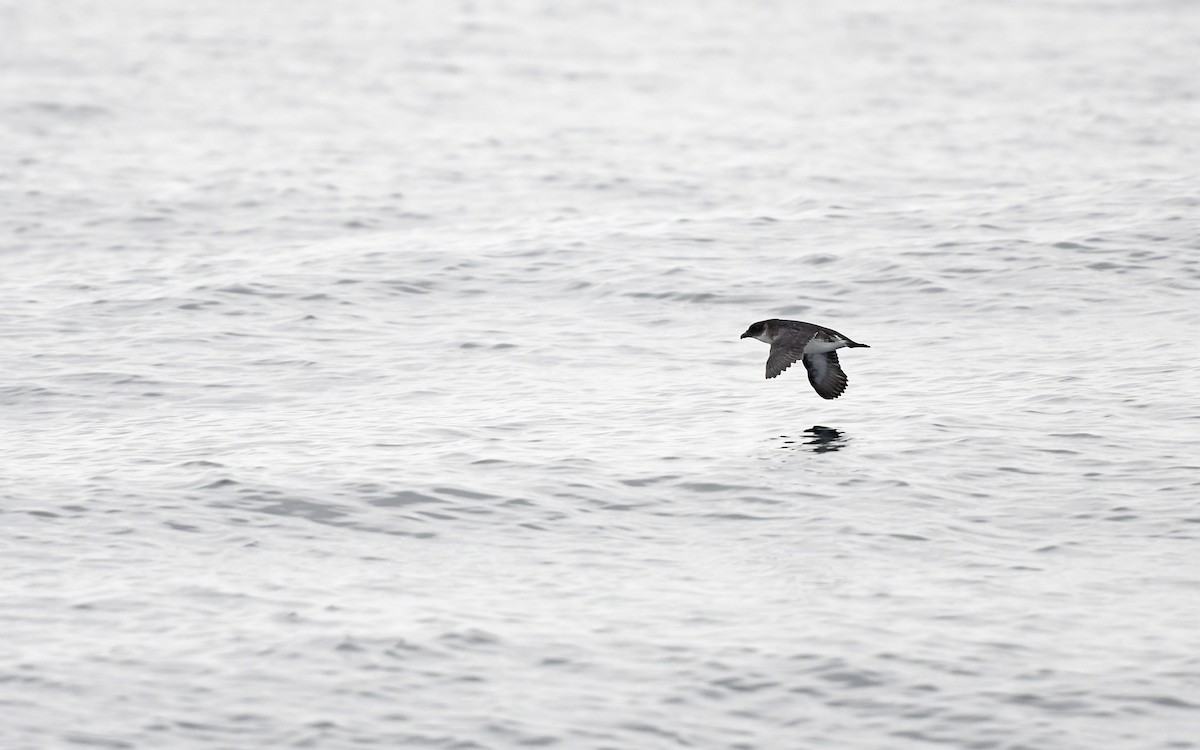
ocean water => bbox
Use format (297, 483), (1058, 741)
(3, 1), (1199, 748)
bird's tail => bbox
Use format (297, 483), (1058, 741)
(846, 341), (870, 348)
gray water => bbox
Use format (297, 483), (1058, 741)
(4, 1), (1199, 748)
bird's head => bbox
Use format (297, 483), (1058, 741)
(740, 321), (768, 341)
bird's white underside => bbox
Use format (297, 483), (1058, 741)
(752, 331), (848, 354)
(802, 337), (847, 354)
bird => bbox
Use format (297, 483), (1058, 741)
(740, 319), (870, 399)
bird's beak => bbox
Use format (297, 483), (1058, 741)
(739, 332), (750, 339)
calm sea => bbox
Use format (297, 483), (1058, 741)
(3, 1), (1198, 748)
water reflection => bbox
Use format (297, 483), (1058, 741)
(780, 425), (847, 453)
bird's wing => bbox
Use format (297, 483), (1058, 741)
(765, 330), (815, 379)
(802, 350), (849, 399)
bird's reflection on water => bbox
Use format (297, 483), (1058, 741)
(780, 425), (848, 453)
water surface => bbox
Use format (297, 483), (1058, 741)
(3, 1), (1199, 748)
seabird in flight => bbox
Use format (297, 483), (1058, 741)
(741, 319), (870, 399)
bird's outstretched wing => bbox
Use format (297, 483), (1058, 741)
(765, 330), (815, 379)
(802, 351), (848, 399)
